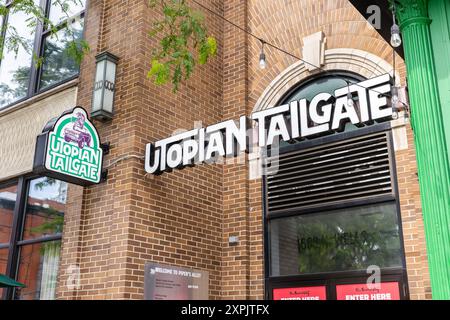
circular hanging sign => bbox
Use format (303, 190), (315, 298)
(33, 106), (104, 185)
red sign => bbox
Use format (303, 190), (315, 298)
(336, 282), (400, 300)
(273, 286), (327, 300)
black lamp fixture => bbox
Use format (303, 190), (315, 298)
(91, 51), (119, 121)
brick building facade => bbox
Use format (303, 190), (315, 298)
(0, 0), (431, 300)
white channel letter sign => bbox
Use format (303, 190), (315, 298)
(145, 74), (393, 174)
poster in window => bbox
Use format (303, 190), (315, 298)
(273, 286), (327, 300)
(336, 282), (400, 300)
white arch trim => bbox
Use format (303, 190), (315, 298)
(253, 48), (401, 112)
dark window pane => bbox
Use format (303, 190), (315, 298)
(49, 0), (85, 25)
(0, 248), (8, 298)
(269, 203), (403, 276)
(39, 18), (84, 90)
(15, 241), (61, 300)
(0, 10), (35, 108)
(22, 178), (67, 240)
(278, 74), (364, 148)
(0, 184), (17, 244)
(283, 75), (360, 103)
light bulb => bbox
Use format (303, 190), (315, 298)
(392, 110), (399, 120)
(347, 92), (354, 108)
(259, 52), (266, 69)
(390, 24), (402, 48)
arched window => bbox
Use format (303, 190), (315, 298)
(265, 72), (408, 300)
(280, 72), (364, 104)
(276, 72), (365, 149)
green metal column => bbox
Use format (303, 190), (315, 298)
(428, 0), (450, 163)
(397, 0), (450, 299)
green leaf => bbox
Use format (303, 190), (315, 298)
(206, 36), (217, 55)
(163, 6), (177, 18)
(183, 52), (194, 78)
(172, 64), (182, 92)
(147, 0), (217, 92)
(198, 36), (217, 65)
(148, 59), (170, 85)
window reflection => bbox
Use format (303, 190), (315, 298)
(0, 10), (35, 109)
(0, 184), (17, 244)
(49, 0), (85, 25)
(278, 74), (364, 148)
(0, 0), (86, 109)
(270, 203), (403, 276)
(22, 178), (67, 240)
(39, 19), (84, 90)
(15, 241), (61, 300)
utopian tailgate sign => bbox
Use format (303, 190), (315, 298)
(144, 74), (394, 174)
(336, 282), (401, 300)
(33, 107), (104, 186)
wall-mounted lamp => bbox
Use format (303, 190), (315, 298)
(91, 51), (119, 121)
(391, 86), (410, 122)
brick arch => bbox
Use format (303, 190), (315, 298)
(253, 48), (400, 112)
(246, 0), (407, 114)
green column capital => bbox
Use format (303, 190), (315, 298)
(396, 0), (431, 28)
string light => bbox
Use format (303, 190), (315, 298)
(259, 40), (267, 69)
(390, 2), (402, 48)
(190, 0), (393, 99)
(191, 0), (413, 128)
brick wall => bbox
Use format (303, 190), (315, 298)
(221, 0), (251, 299)
(243, 0), (429, 300)
(57, 0), (225, 299)
(56, 0), (430, 300)
(394, 125), (432, 299)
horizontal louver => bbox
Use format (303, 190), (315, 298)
(266, 132), (394, 214)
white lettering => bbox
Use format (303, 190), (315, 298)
(144, 74), (393, 174)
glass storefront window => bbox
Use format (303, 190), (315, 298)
(0, 184), (17, 244)
(15, 240), (61, 300)
(0, 10), (35, 109)
(49, 0), (85, 25)
(269, 203), (403, 276)
(22, 178), (67, 240)
(1, 177), (68, 300)
(0, 0), (86, 109)
(39, 18), (84, 90)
